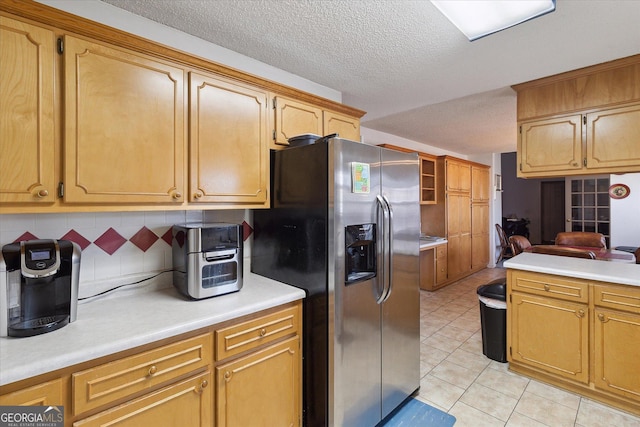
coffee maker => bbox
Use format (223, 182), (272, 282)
(0, 239), (81, 337)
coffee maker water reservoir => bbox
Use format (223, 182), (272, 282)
(0, 239), (81, 337)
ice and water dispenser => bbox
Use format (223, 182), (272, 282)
(345, 224), (376, 284)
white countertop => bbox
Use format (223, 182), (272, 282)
(0, 267), (305, 386)
(420, 239), (447, 250)
(504, 252), (640, 287)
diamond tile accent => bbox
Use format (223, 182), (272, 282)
(130, 226), (159, 252)
(13, 232), (38, 243)
(161, 227), (173, 246)
(61, 229), (92, 250)
(94, 227), (127, 255)
(242, 221), (253, 241)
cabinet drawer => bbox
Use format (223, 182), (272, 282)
(509, 270), (588, 303)
(594, 284), (640, 314)
(215, 304), (301, 361)
(72, 333), (211, 416)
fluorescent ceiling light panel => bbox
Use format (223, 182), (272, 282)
(431, 0), (556, 41)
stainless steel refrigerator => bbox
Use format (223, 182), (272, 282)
(252, 137), (420, 427)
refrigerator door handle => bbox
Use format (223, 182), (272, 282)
(376, 194), (392, 304)
(381, 194), (394, 303)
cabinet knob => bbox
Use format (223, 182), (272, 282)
(193, 192), (203, 199)
(148, 365), (157, 376)
(598, 313), (606, 322)
(224, 371), (232, 381)
(172, 191), (182, 200)
(260, 328), (267, 337)
(543, 284), (550, 291)
(576, 309), (585, 318)
(35, 189), (49, 198)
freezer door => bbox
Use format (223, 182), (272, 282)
(380, 147), (421, 418)
(329, 139), (383, 427)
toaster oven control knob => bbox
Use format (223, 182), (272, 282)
(148, 365), (158, 376)
(36, 189), (49, 198)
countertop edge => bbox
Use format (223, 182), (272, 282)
(0, 269), (305, 386)
(504, 253), (640, 286)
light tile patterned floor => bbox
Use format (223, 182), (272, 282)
(416, 266), (640, 426)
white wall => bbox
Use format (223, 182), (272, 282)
(610, 172), (640, 248)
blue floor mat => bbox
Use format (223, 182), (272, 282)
(381, 398), (456, 427)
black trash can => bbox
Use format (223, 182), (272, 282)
(477, 279), (507, 363)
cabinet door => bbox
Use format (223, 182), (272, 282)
(0, 16), (56, 204)
(323, 110), (360, 141)
(471, 203), (489, 270)
(518, 115), (583, 176)
(446, 159), (471, 193)
(435, 244), (447, 285)
(216, 336), (301, 427)
(273, 96), (323, 147)
(586, 103), (640, 170)
(447, 193), (471, 279)
(73, 372), (212, 427)
(63, 36), (185, 203)
(593, 309), (640, 401)
(420, 155), (437, 204)
(189, 72), (268, 206)
(471, 165), (490, 202)
(509, 292), (588, 383)
(0, 378), (64, 407)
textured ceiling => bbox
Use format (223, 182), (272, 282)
(100, 0), (640, 155)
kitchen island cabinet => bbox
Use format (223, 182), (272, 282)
(0, 266), (305, 427)
(505, 253), (640, 416)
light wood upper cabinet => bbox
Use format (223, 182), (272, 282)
(471, 165), (490, 203)
(420, 155), (437, 204)
(445, 159), (471, 193)
(272, 96), (323, 147)
(189, 72), (269, 206)
(513, 54), (640, 178)
(63, 35), (185, 204)
(586, 103), (640, 170)
(0, 16), (56, 204)
(323, 110), (360, 142)
(518, 114), (583, 177)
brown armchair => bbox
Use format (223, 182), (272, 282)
(509, 235), (532, 255)
(531, 245), (596, 259)
(555, 232), (606, 249)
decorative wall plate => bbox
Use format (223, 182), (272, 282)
(609, 183), (630, 199)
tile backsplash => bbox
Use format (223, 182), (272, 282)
(0, 210), (252, 300)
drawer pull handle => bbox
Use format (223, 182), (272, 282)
(260, 328), (267, 337)
(598, 313), (606, 322)
(197, 379), (209, 393)
(576, 309), (585, 318)
(148, 365), (158, 376)
(543, 284), (550, 291)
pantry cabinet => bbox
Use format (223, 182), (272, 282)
(189, 72), (268, 207)
(63, 35), (185, 204)
(507, 269), (640, 416)
(0, 16), (56, 204)
(513, 54), (640, 178)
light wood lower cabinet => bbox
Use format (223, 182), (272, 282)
(73, 372), (212, 427)
(216, 337), (300, 427)
(0, 301), (303, 427)
(507, 269), (640, 416)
